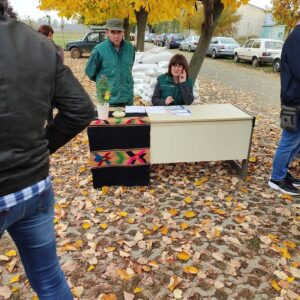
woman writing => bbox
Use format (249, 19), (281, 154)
(152, 54), (194, 106)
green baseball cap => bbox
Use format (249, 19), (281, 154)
(106, 18), (124, 31)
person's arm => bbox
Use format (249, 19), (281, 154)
(151, 81), (167, 106)
(85, 48), (101, 81)
(46, 57), (95, 154)
(287, 28), (300, 82)
(178, 80), (194, 105)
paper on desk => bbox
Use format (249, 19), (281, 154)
(165, 105), (191, 116)
(125, 106), (146, 113)
(145, 106), (166, 113)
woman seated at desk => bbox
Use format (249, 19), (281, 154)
(152, 54), (194, 106)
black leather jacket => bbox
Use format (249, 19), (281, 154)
(0, 17), (95, 196)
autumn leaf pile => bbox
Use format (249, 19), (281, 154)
(0, 53), (299, 300)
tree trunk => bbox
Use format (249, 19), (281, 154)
(189, 0), (224, 85)
(135, 7), (148, 52)
(124, 17), (130, 41)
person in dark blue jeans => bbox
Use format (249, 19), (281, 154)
(0, 1), (95, 299)
(268, 23), (300, 195)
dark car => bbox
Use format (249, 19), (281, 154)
(65, 26), (106, 59)
(165, 34), (184, 49)
(155, 33), (169, 47)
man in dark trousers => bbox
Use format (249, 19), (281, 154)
(269, 23), (300, 195)
(0, 0), (95, 299)
(85, 18), (135, 107)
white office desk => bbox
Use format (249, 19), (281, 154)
(147, 104), (255, 179)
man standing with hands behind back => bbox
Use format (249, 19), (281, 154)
(85, 18), (135, 107)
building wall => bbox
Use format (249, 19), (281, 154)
(236, 4), (266, 37)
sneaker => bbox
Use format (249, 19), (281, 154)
(268, 178), (300, 195)
(286, 172), (300, 187)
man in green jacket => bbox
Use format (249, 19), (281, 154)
(85, 18), (135, 106)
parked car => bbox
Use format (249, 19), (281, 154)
(206, 37), (240, 58)
(165, 34), (185, 49)
(272, 52), (281, 72)
(155, 33), (169, 46)
(144, 33), (150, 42)
(148, 33), (157, 43)
(64, 26), (106, 59)
(179, 35), (200, 52)
(234, 38), (283, 67)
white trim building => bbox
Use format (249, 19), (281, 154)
(236, 4), (267, 37)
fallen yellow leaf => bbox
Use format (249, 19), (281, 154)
(152, 225), (160, 232)
(101, 186), (109, 195)
(144, 228), (152, 235)
(283, 241), (297, 249)
(9, 275), (20, 284)
(98, 293), (117, 300)
(119, 211), (128, 217)
(248, 156), (257, 163)
(271, 280), (281, 291)
(180, 223), (189, 230)
(81, 190), (88, 196)
(169, 208), (178, 216)
(184, 211), (196, 219)
(11, 286), (20, 293)
(281, 194), (293, 201)
(127, 217), (135, 224)
(168, 276), (182, 292)
(75, 240), (83, 248)
(161, 227), (168, 235)
(105, 246), (116, 253)
(287, 277), (295, 283)
(82, 222), (90, 230)
(215, 229), (222, 237)
(87, 265), (95, 272)
(184, 196), (192, 204)
(99, 223), (108, 229)
(134, 287), (143, 294)
(214, 209), (226, 215)
(282, 247), (291, 260)
(5, 250), (17, 257)
(142, 266), (151, 272)
(116, 268), (134, 280)
(177, 251), (190, 261)
(225, 196), (233, 202)
(184, 266), (198, 274)
(79, 166), (86, 173)
(234, 216), (246, 224)
(96, 207), (104, 213)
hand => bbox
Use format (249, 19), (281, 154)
(179, 69), (187, 83)
(165, 96), (174, 105)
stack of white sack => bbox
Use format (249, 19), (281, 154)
(133, 47), (200, 105)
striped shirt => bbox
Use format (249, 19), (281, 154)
(0, 176), (51, 211)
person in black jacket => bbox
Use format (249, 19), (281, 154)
(268, 24), (300, 195)
(0, 1), (94, 299)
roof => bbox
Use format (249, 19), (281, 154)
(247, 3), (266, 11)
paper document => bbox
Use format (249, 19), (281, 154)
(125, 106), (146, 113)
(145, 106), (166, 114)
(165, 105), (191, 116)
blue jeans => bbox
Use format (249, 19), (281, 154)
(272, 126), (300, 180)
(0, 184), (73, 300)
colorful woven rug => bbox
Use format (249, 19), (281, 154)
(87, 112), (150, 187)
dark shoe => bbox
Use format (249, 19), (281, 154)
(268, 178), (300, 195)
(286, 172), (300, 187)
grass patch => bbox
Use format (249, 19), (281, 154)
(53, 32), (87, 47)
